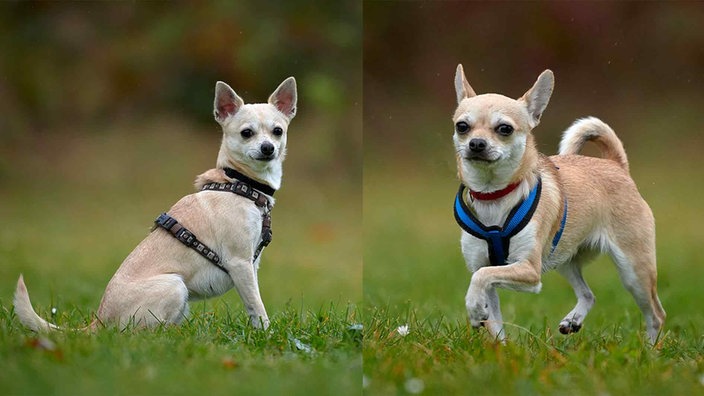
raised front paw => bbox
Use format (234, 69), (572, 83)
(467, 300), (489, 328)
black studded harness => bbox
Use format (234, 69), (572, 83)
(154, 167), (274, 274)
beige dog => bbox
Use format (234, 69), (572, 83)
(14, 77), (297, 331)
(452, 65), (665, 343)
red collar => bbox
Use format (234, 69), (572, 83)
(469, 181), (521, 201)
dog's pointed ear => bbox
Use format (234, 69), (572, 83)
(521, 70), (554, 126)
(268, 77), (297, 119)
(454, 64), (477, 104)
(214, 81), (244, 124)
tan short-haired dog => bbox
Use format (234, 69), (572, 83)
(452, 65), (665, 343)
(14, 77), (297, 331)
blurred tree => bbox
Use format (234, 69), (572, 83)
(0, 2), (360, 131)
(363, 1), (704, 158)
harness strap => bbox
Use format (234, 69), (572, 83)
(252, 214), (272, 262)
(201, 181), (270, 208)
(200, 178), (273, 263)
(154, 213), (228, 274)
(223, 167), (276, 197)
(550, 197), (568, 255)
(154, 173), (274, 272)
(454, 178), (549, 266)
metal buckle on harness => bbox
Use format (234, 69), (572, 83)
(176, 228), (196, 245)
(156, 213), (177, 230)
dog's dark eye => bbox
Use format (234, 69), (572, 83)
(272, 127), (283, 136)
(496, 124), (514, 136)
(240, 129), (254, 139)
(456, 121), (470, 134)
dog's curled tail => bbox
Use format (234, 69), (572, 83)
(558, 116), (629, 172)
(13, 275), (61, 332)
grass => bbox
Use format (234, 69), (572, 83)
(3, 116), (704, 395)
(364, 306), (703, 395)
(1, 302), (361, 396)
(0, 119), (362, 395)
(362, 150), (704, 395)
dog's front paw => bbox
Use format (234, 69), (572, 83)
(467, 301), (490, 329)
(250, 315), (270, 330)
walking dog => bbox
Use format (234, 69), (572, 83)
(452, 65), (665, 343)
(14, 77), (297, 331)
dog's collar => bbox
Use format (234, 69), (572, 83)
(223, 167), (276, 197)
(469, 181), (521, 201)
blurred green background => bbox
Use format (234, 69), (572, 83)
(364, 1), (704, 334)
(0, 2), (361, 316)
(2, 1), (704, 394)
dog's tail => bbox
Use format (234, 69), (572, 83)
(14, 275), (100, 333)
(558, 116), (629, 172)
(14, 275), (62, 332)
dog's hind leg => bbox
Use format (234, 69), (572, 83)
(98, 274), (189, 328)
(557, 256), (596, 335)
(607, 236), (666, 345)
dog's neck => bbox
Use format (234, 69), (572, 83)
(469, 182), (521, 200)
(459, 135), (539, 199)
(194, 168), (277, 205)
(459, 162), (529, 198)
(222, 167), (276, 196)
(462, 175), (538, 227)
(459, 141), (539, 226)
(216, 154), (282, 191)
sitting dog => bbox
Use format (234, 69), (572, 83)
(14, 77), (297, 331)
(451, 65), (665, 343)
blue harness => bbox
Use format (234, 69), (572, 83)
(453, 178), (568, 266)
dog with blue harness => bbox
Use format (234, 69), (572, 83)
(450, 65), (664, 344)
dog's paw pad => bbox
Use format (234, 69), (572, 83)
(470, 320), (488, 330)
(469, 311), (489, 329)
(558, 322), (582, 334)
(471, 315), (490, 329)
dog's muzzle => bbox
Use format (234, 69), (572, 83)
(465, 151), (497, 163)
(255, 154), (276, 162)
(257, 142), (276, 161)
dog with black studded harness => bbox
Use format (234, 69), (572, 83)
(14, 77), (297, 331)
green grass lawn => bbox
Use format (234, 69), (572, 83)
(362, 155), (704, 395)
(1, 303), (361, 395)
(3, 118), (704, 395)
(0, 121), (362, 395)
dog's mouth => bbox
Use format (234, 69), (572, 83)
(465, 152), (499, 163)
(254, 154), (276, 162)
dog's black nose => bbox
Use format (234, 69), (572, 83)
(260, 142), (275, 156)
(469, 138), (487, 153)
